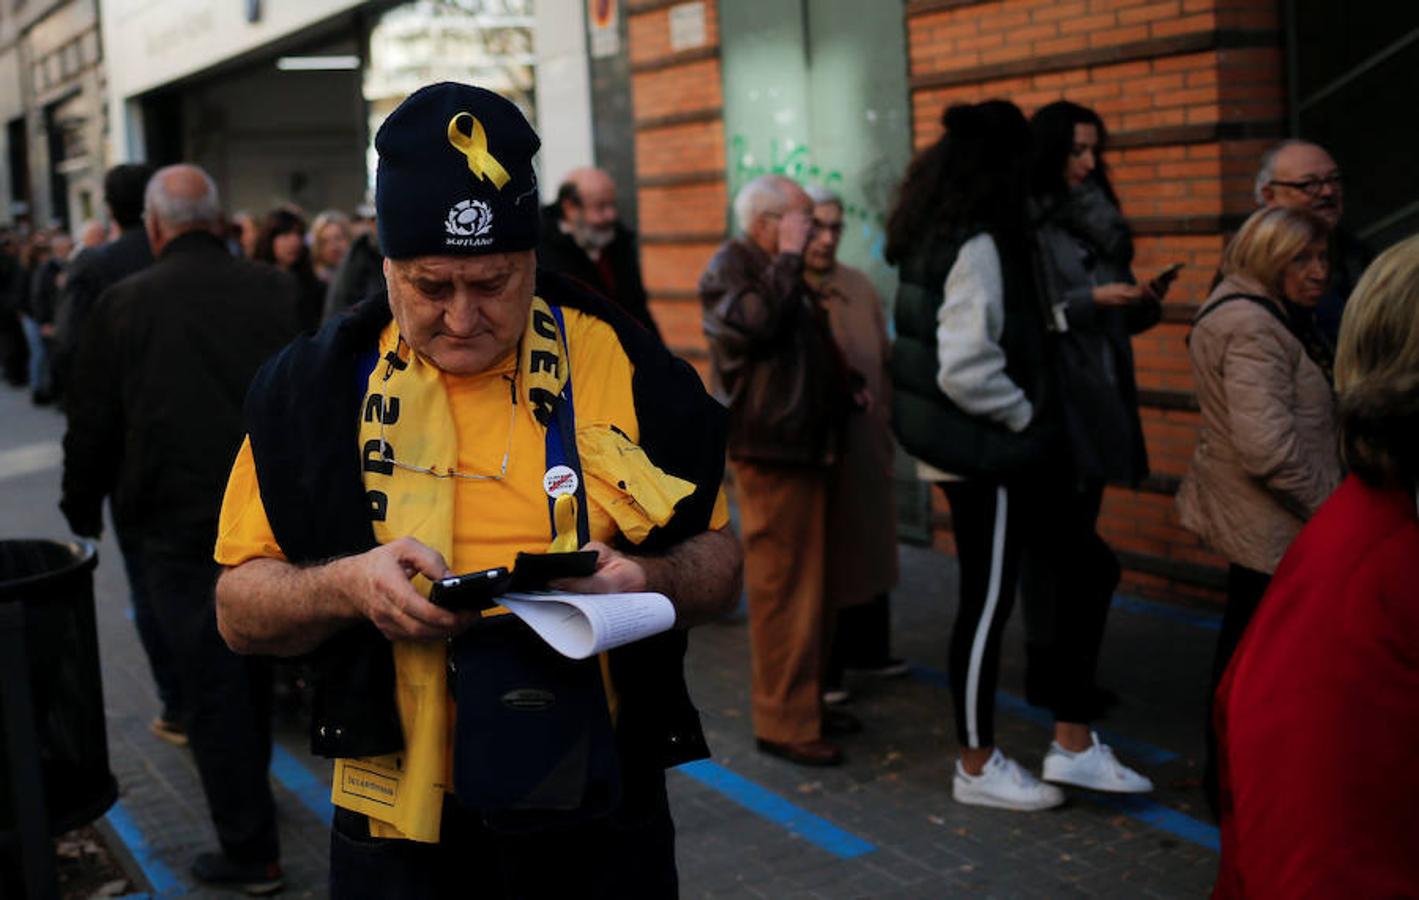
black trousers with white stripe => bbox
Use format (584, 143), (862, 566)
(942, 481), (1028, 749)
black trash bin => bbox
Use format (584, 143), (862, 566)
(0, 539), (118, 896)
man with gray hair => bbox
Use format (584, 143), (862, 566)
(700, 174), (859, 766)
(61, 163), (300, 894)
(1253, 139), (1373, 343)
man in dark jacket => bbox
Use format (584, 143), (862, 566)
(61, 163), (300, 894)
(537, 167), (659, 337)
(55, 163), (186, 750)
(1254, 139), (1372, 345)
(211, 83), (739, 897)
(54, 163), (156, 377)
(700, 173), (856, 767)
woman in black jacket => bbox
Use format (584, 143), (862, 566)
(254, 207), (324, 332)
(1021, 100), (1162, 792)
(887, 100), (1154, 811)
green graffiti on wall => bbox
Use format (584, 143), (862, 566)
(729, 133), (886, 228)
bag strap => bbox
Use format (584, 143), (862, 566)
(1187, 292), (1292, 347)
(1192, 292), (1291, 330)
(543, 303), (591, 546)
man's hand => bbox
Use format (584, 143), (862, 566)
(777, 209), (813, 255)
(336, 537), (477, 642)
(1093, 283), (1156, 307)
(217, 536), (477, 656)
(550, 541), (648, 595)
(548, 528), (741, 629)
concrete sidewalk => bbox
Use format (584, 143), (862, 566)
(0, 382), (1220, 898)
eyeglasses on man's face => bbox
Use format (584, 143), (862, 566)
(1269, 173), (1343, 197)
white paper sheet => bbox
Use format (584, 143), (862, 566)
(498, 591), (676, 659)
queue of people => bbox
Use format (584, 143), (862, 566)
(3, 75), (1410, 896)
(701, 90), (1413, 888)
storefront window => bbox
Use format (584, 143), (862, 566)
(364, 0), (535, 197)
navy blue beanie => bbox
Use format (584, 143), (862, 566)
(375, 82), (542, 260)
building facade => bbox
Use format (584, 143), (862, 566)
(621, 0), (1418, 602)
(4, 0), (1408, 603)
(0, 0), (107, 231)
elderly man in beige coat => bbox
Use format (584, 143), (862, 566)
(803, 186), (905, 704)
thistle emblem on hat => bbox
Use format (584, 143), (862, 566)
(445, 199), (493, 237)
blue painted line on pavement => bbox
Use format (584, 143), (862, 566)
(1112, 594), (1221, 632)
(104, 802), (186, 897)
(1091, 793), (1220, 852)
(270, 744), (334, 825)
(909, 665), (1178, 765)
(675, 759), (876, 859)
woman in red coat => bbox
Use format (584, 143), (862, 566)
(1213, 234), (1419, 897)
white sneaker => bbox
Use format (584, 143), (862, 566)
(952, 749), (1066, 811)
(1042, 732), (1154, 794)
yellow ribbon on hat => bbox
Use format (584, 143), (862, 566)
(446, 112), (511, 189)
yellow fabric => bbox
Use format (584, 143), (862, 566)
(579, 428), (696, 545)
(338, 329), (456, 843)
(446, 113), (510, 189)
(214, 301), (729, 844)
(548, 494), (580, 553)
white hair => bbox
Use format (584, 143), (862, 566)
(144, 165), (221, 230)
(1254, 139), (1322, 206)
(733, 175), (794, 235)
(804, 184), (842, 209)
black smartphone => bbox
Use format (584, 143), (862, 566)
(1148, 262), (1184, 297)
(508, 550), (599, 591)
(430, 566), (511, 611)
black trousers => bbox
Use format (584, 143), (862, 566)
(825, 593), (893, 689)
(142, 552), (278, 864)
(118, 532), (184, 723)
(329, 766), (678, 899)
(944, 477), (1121, 749)
(1020, 480), (1119, 723)
(1203, 563), (1271, 817)
(943, 482), (1028, 748)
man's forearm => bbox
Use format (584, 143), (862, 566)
(636, 526), (742, 628)
(216, 556), (362, 657)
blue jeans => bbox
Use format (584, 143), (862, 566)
(18, 315), (48, 397)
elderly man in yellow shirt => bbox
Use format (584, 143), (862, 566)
(212, 82), (739, 899)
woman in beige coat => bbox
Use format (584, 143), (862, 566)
(1176, 205), (1342, 810)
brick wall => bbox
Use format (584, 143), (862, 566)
(906, 0), (1285, 601)
(623, 0), (1286, 603)
(627, 0), (727, 384)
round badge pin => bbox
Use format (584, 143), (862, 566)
(543, 465), (579, 497)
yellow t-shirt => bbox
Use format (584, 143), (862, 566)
(216, 307), (728, 575)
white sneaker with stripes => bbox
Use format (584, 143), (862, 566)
(952, 749), (1066, 811)
(1042, 732), (1154, 794)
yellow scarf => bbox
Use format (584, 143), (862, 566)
(331, 297), (695, 842)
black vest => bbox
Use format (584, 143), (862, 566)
(890, 229), (1060, 479)
(243, 271), (722, 769)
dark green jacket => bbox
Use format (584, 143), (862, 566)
(891, 228), (1060, 479)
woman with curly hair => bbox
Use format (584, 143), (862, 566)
(888, 99), (1151, 811)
